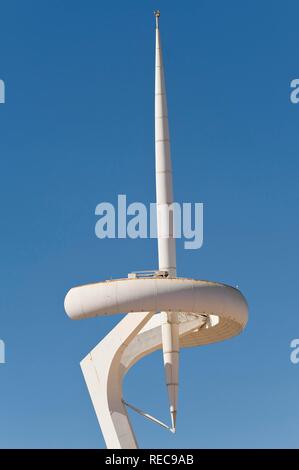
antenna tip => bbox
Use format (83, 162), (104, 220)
(170, 410), (177, 431)
(154, 10), (160, 28)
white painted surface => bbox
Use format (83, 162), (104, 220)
(154, 14), (179, 428)
(65, 12), (249, 449)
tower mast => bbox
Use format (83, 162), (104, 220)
(154, 10), (179, 431)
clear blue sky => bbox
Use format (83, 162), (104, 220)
(0, 0), (299, 449)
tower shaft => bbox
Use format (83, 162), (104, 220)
(154, 11), (179, 431)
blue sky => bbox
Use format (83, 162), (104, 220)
(0, 0), (299, 448)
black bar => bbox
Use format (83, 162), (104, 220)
(0, 449), (298, 465)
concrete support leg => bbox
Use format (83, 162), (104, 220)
(80, 311), (154, 449)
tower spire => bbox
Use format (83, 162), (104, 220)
(154, 11), (179, 432)
(154, 10), (160, 29)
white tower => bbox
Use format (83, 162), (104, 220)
(64, 12), (248, 449)
(154, 10), (179, 431)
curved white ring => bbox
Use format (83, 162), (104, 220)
(65, 277), (248, 346)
